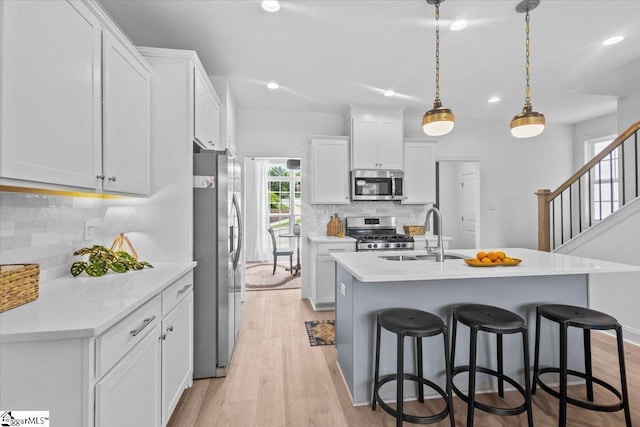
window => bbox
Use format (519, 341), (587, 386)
(586, 135), (618, 221)
(267, 161), (301, 249)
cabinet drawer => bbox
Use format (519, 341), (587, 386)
(96, 295), (161, 378)
(162, 271), (193, 316)
(317, 243), (355, 255)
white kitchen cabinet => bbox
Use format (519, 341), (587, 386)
(0, 264), (195, 427)
(95, 324), (162, 427)
(309, 136), (350, 204)
(402, 139), (436, 204)
(347, 107), (404, 170)
(102, 30), (151, 195)
(0, 0), (102, 189)
(194, 67), (222, 150)
(161, 294), (194, 426)
(308, 239), (356, 309)
(0, 0), (151, 196)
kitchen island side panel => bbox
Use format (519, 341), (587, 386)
(335, 266), (355, 399)
(336, 271), (589, 405)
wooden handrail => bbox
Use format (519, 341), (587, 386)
(546, 120), (640, 201)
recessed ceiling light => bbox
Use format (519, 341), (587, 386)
(450, 20), (468, 31)
(602, 36), (624, 46)
(383, 90), (396, 97)
(266, 82), (279, 90)
(261, 0), (280, 12)
(488, 96), (501, 103)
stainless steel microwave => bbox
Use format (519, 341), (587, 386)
(351, 170), (404, 201)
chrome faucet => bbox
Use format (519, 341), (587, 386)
(424, 207), (444, 262)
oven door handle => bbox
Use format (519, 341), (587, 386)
(391, 175), (396, 199)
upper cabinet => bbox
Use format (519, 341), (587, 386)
(308, 136), (350, 204)
(193, 67), (221, 151)
(346, 107), (404, 170)
(402, 138), (436, 205)
(0, 0), (151, 196)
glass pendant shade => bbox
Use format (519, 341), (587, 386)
(510, 104), (545, 138)
(422, 101), (455, 136)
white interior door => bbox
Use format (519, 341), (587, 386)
(461, 172), (477, 248)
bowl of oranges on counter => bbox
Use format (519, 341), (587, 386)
(464, 251), (521, 267)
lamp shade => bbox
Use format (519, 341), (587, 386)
(510, 106), (545, 138)
(102, 206), (141, 234)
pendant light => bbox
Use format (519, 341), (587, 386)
(422, 0), (455, 136)
(510, 0), (545, 138)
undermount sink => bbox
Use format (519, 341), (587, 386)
(379, 254), (465, 261)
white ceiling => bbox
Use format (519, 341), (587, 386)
(99, 0), (640, 125)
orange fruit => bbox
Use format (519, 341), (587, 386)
(503, 257), (513, 263)
(496, 251), (506, 260)
(476, 251), (487, 260)
(487, 252), (498, 261)
(481, 257), (492, 263)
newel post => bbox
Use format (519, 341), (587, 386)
(536, 189), (551, 252)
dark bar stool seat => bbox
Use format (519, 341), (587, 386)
(450, 304), (533, 427)
(372, 308), (455, 427)
(532, 304), (632, 427)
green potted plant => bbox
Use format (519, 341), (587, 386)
(70, 245), (153, 277)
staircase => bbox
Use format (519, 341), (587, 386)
(536, 120), (640, 251)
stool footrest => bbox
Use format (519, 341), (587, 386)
(373, 373), (451, 424)
(534, 367), (625, 412)
(451, 365), (528, 417)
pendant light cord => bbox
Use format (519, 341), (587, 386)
(434, 1), (441, 103)
(524, 9), (531, 106)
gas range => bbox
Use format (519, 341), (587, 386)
(345, 216), (415, 252)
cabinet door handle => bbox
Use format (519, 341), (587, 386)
(159, 333), (167, 341)
(177, 284), (192, 295)
(96, 174), (105, 180)
(329, 248), (346, 252)
(166, 325), (174, 333)
(208, 140), (213, 145)
(108, 176), (117, 182)
(130, 315), (156, 337)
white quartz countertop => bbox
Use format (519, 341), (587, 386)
(307, 235), (357, 243)
(0, 262), (196, 343)
(332, 248), (640, 283)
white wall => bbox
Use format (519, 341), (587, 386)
(572, 112), (617, 170)
(618, 94), (640, 132)
(437, 161), (462, 247)
(555, 200), (640, 345)
(405, 116), (575, 249)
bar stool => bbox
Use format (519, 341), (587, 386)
(371, 308), (455, 427)
(450, 304), (533, 427)
(532, 304), (632, 427)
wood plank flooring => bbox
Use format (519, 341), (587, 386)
(168, 289), (639, 426)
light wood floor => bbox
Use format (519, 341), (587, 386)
(168, 289), (639, 426)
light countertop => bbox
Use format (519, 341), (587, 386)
(332, 248), (640, 283)
(0, 262), (196, 343)
(307, 235), (357, 243)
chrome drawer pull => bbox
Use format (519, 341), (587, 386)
(177, 284), (192, 295)
(130, 315), (156, 337)
(166, 325), (174, 333)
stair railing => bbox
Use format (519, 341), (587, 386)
(537, 120), (640, 251)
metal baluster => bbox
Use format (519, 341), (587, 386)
(578, 177), (582, 234)
(635, 131), (638, 198)
(569, 184), (573, 239)
(588, 168), (592, 227)
(598, 162), (603, 221)
(552, 198), (556, 250)
(621, 140), (626, 206)
(609, 151), (614, 214)
(560, 192), (564, 245)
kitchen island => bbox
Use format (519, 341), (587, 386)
(332, 248), (640, 405)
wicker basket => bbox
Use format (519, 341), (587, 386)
(403, 225), (425, 235)
(0, 264), (40, 313)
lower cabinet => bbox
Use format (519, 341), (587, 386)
(308, 239), (356, 310)
(161, 295), (194, 425)
(95, 324), (162, 427)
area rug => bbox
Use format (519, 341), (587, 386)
(245, 262), (300, 290)
(305, 320), (335, 346)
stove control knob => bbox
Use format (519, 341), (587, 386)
(367, 244), (373, 249)
(373, 243), (378, 249)
(384, 243), (390, 248)
(396, 243), (401, 248)
(401, 243), (407, 248)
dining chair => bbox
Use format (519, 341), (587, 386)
(268, 228), (294, 275)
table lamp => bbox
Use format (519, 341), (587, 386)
(102, 206), (141, 259)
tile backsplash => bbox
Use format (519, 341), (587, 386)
(0, 193), (105, 283)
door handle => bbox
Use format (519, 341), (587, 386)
(130, 316), (156, 337)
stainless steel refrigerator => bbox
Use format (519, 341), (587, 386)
(193, 151), (242, 378)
